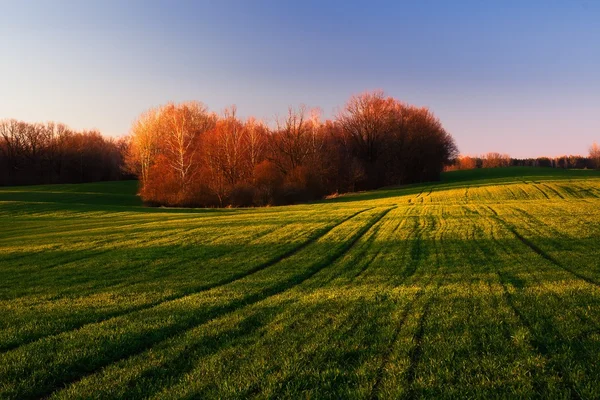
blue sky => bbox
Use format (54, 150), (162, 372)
(1, 0), (598, 157)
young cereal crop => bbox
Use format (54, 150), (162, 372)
(1, 167), (600, 399)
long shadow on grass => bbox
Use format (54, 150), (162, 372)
(0, 209), (372, 353)
(541, 183), (565, 199)
(262, 299), (398, 399)
(400, 214), (450, 400)
(0, 214), (206, 246)
(3, 208), (393, 399)
(369, 286), (427, 400)
(510, 205), (600, 251)
(369, 215), (440, 400)
(471, 221), (584, 398)
(487, 206), (600, 289)
(0, 218), (218, 273)
(156, 299), (372, 399)
(493, 235), (600, 397)
(495, 269), (590, 398)
(61, 300), (297, 400)
(1, 218), (281, 282)
(331, 207), (404, 283)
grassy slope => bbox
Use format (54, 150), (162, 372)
(0, 180), (141, 207)
(1, 167), (600, 399)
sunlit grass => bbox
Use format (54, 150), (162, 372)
(1, 167), (600, 398)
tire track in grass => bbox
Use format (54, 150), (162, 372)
(369, 273), (429, 399)
(2, 221), (261, 294)
(488, 206), (600, 333)
(404, 214), (449, 398)
(343, 192), (423, 283)
(2, 224), (224, 295)
(491, 218), (600, 360)
(330, 213), (390, 283)
(579, 186), (600, 198)
(0, 214), (203, 245)
(198, 208), (404, 399)
(1, 248), (112, 274)
(364, 208), (427, 286)
(402, 294), (436, 400)
(402, 218), (427, 281)
(3, 207), (392, 400)
(370, 212), (444, 399)
(458, 210), (550, 396)
(55, 300), (299, 400)
(351, 249), (382, 281)
(0, 208), (374, 355)
(232, 212), (411, 399)
(496, 269), (586, 399)
(511, 204), (600, 245)
(450, 210), (482, 386)
(487, 206), (600, 289)
(409, 187), (428, 204)
(349, 216), (402, 281)
(501, 255), (600, 360)
(51, 208), (398, 399)
(556, 183), (585, 199)
(403, 213), (449, 399)
(516, 183), (530, 199)
(508, 205), (600, 291)
(494, 270), (573, 398)
(49, 207), (396, 400)
(0, 222), (292, 352)
(542, 183), (565, 199)
(473, 215), (583, 398)
(510, 207), (566, 238)
(400, 210), (433, 281)
(467, 216), (555, 397)
(350, 208), (408, 281)
(41, 224), (205, 270)
(2, 207), (295, 262)
(531, 184), (550, 199)
(0, 206), (301, 244)
(507, 186), (518, 200)
(2, 221), (217, 273)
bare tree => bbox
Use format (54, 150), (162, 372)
(337, 91), (399, 164)
(0, 120), (23, 180)
(243, 117), (267, 176)
(482, 152), (511, 168)
(1, 118), (125, 185)
(127, 107), (162, 185)
(161, 102), (216, 191)
(590, 142), (600, 169)
(129, 93), (459, 207)
(271, 105), (321, 173)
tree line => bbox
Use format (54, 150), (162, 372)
(5, 91), (595, 207)
(449, 147), (600, 171)
(0, 119), (128, 186)
(124, 91), (459, 207)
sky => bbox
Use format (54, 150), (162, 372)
(1, 0), (598, 158)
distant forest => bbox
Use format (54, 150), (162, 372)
(0, 120), (129, 186)
(448, 151), (599, 171)
(2, 91), (599, 207)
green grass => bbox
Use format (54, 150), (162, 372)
(1, 167), (600, 399)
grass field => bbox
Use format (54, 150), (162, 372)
(1, 167), (600, 399)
